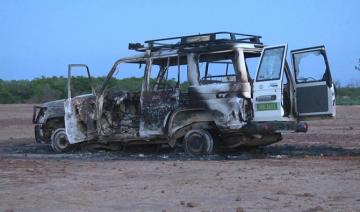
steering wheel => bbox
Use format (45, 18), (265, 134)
(298, 77), (316, 82)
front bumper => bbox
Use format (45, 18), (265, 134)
(32, 106), (45, 124)
(33, 106), (46, 143)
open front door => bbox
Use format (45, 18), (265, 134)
(64, 64), (96, 144)
(291, 46), (335, 118)
(253, 45), (288, 121)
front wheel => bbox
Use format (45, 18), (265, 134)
(51, 128), (73, 153)
(183, 129), (214, 156)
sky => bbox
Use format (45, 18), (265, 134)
(0, 0), (359, 85)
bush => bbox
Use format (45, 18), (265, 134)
(0, 76), (145, 103)
(336, 87), (360, 105)
(1, 77), (359, 105)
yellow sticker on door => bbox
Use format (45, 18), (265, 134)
(256, 102), (278, 111)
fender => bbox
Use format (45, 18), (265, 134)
(34, 99), (65, 124)
(41, 109), (64, 124)
(165, 108), (214, 146)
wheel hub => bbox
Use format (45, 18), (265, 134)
(184, 129), (214, 156)
(187, 133), (204, 153)
(57, 134), (69, 148)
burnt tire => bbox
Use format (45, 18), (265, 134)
(184, 129), (214, 156)
(51, 128), (73, 153)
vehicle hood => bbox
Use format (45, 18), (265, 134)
(41, 99), (66, 108)
(70, 93), (95, 104)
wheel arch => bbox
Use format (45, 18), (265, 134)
(37, 116), (65, 143)
(165, 108), (216, 147)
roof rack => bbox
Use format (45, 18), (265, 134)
(128, 32), (262, 52)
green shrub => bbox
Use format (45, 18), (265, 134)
(1, 77), (360, 105)
(336, 87), (360, 105)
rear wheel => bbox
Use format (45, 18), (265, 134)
(51, 128), (73, 153)
(183, 129), (214, 156)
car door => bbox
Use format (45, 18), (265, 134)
(140, 58), (180, 136)
(64, 64), (97, 144)
(253, 45), (288, 122)
(291, 46), (335, 119)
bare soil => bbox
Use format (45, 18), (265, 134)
(0, 104), (360, 212)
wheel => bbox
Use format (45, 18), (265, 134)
(51, 128), (73, 153)
(183, 129), (214, 156)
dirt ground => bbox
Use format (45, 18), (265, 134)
(0, 104), (360, 212)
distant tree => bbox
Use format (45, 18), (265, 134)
(333, 80), (341, 88)
(356, 58), (360, 71)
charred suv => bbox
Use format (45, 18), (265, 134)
(33, 32), (336, 155)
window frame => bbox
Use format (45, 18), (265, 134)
(196, 50), (241, 84)
(292, 49), (329, 84)
(255, 45), (286, 82)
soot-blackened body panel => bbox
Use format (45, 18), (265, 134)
(188, 82), (251, 129)
(141, 89), (180, 135)
(65, 94), (97, 144)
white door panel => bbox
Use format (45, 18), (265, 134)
(291, 46), (335, 118)
(253, 44), (288, 122)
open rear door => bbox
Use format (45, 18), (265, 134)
(291, 46), (335, 119)
(253, 44), (288, 121)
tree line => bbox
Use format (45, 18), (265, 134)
(0, 76), (144, 104)
(0, 76), (359, 104)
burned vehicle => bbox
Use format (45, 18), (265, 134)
(33, 32), (336, 155)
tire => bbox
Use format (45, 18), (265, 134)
(183, 129), (214, 156)
(51, 128), (73, 153)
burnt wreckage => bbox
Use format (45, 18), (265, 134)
(33, 32), (336, 155)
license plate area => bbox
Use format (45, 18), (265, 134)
(256, 102), (278, 111)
